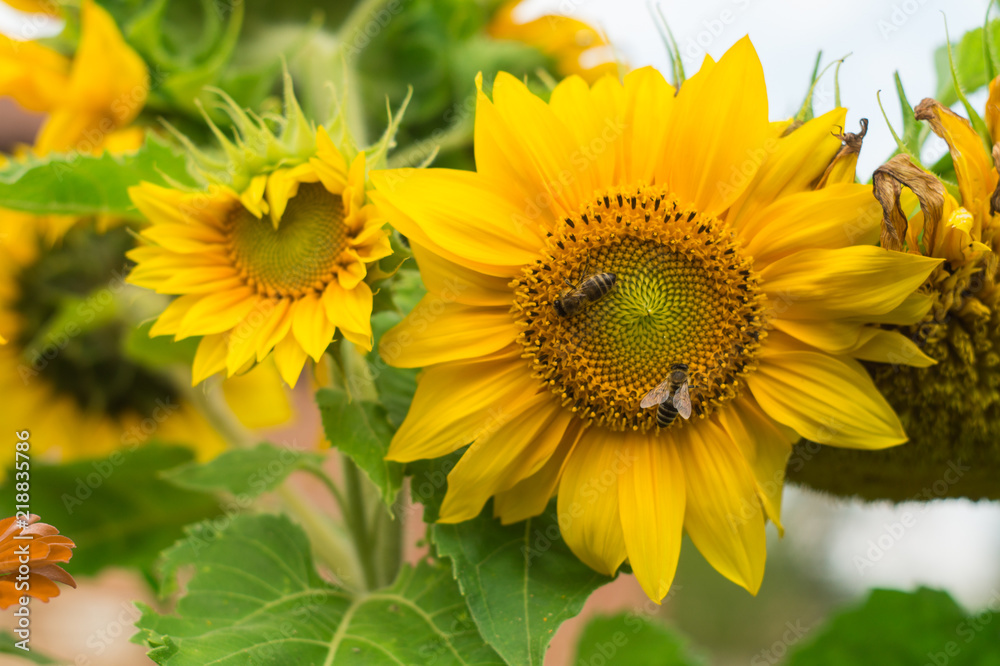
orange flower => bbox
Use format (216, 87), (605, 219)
(0, 515), (76, 609)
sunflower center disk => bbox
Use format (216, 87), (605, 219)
(512, 186), (766, 432)
(227, 182), (349, 298)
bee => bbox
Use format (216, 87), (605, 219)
(553, 269), (616, 317)
(640, 363), (693, 428)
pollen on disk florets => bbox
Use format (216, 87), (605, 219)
(511, 185), (766, 432)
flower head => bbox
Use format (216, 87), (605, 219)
(0, 515), (76, 609)
(0, 225), (228, 463)
(488, 1), (619, 83)
(127, 81), (394, 386)
(372, 38), (940, 601)
(791, 87), (1000, 501)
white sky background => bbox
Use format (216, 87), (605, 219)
(2, 0), (1000, 610)
(523, 0), (989, 177)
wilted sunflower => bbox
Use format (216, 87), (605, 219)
(372, 38), (941, 601)
(0, 225), (229, 464)
(127, 82), (393, 386)
(488, 0), (619, 83)
(790, 88), (1000, 501)
(0, 515), (75, 608)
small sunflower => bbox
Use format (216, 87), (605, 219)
(0, 515), (75, 609)
(488, 0), (619, 83)
(372, 38), (941, 602)
(790, 87), (1000, 501)
(0, 0), (148, 156)
(0, 225), (227, 464)
(127, 83), (393, 387)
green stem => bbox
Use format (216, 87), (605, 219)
(343, 455), (379, 590)
(185, 376), (364, 591)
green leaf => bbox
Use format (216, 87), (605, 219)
(0, 136), (195, 219)
(934, 19), (1000, 106)
(0, 631), (58, 663)
(574, 613), (704, 666)
(316, 387), (403, 506)
(407, 448), (465, 523)
(370, 311), (418, 429)
(433, 500), (614, 666)
(135, 513), (505, 665)
(0, 444), (220, 576)
(161, 442), (325, 497)
(787, 587), (1000, 665)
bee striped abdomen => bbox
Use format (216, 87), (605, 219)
(656, 401), (679, 428)
(554, 272), (616, 317)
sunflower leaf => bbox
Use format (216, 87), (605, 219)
(316, 387), (403, 506)
(134, 513), (505, 665)
(160, 441), (324, 497)
(933, 18), (1000, 107)
(0, 443), (219, 576)
(432, 500), (614, 666)
(786, 587), (1000, 665)
(0, 136), (195, 219)
(574, 613), (705, 666)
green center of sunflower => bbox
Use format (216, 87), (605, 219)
(227, 183), (349, 298)
(13, 227), (178, 418)
(512, 186), (766, 432)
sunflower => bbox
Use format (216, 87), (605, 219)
(488, 0), (619, 84)
(371, 38), (941, 602)
(126, 85), (393, 387)
(0, 0), (148, 156)
(0, 224), (228, 465)
(789, 88), (1000, 501)
(0, 514), (75, 609)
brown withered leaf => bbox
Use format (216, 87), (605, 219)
(872, 154), (945, 252)
(816, 118), (868, 188)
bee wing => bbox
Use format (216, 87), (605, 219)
(672, 382), (692, 419)
(640, 378), (673, 409)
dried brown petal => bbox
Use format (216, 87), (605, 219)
(872, 154), (945, 253)
(816, 118), (868, 188)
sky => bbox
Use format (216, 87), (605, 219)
(524, 0), (989, 177)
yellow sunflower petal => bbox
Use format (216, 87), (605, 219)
(192, 333), (229, 385)
(221, 360), (293, 429)
(749, 347), (907, 449)
(0, 37), (70, 112)
(387, 352), (538, 462)
(321, 280), (373, 350)
(740, 184), (881, 264)
(849, 328), (936, 368)
(439, 394), (570, 523)
(410, 242), (512, 307)
(291, 293), (336, 361)
(272, 334), (309, 387)
(548, 75), (623, 188)
(557, 427), (628, 576)
(254, 298), (293, 361)
(148, 294), (201, 338)
(620, 67), (674, 185)
(657, 37), (768, 216)
(727, 108), (847, 228)
(618, 431), (685, 603)
(177, 288), (262, 339)
(371, 169), (545, 276)
(987, 76), (1000, 145)
(265, 168), (302, 226)
(493, 422), (582, 524)
(716, 396), (798, 536)
(761, 245), (942, 319)
(379, 298), (516, 368)
(679, 417), (767, 594)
